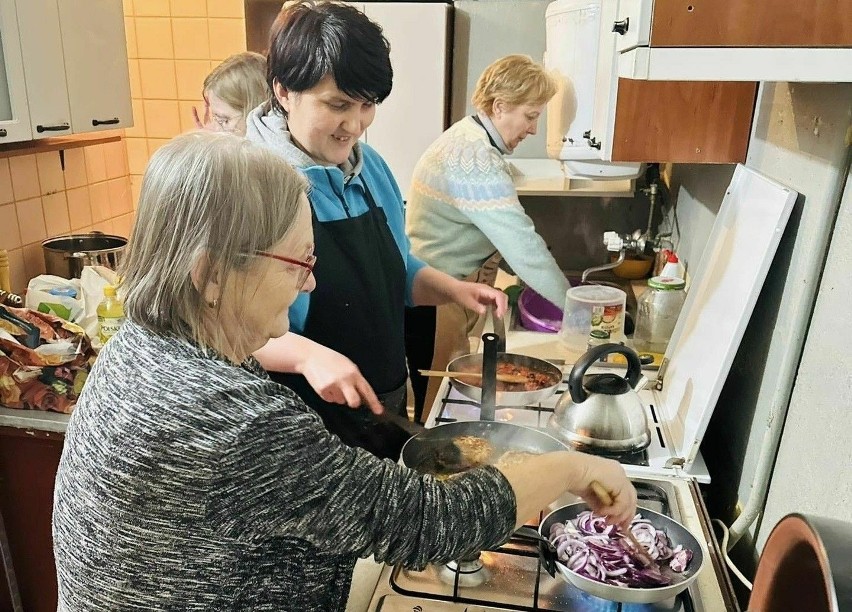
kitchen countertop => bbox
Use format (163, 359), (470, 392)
(0, 406), (69, 433)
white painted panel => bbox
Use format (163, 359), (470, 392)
(15, 0), (71, 138)
(0, 0), (32, 142)
(362, 2), (449, 199)
(613, 0), (652, 53)
(57, 0), (132, 134)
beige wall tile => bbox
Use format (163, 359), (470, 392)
(134, 0), (170, 17)
(125, 100), (147, 138)
(89, 182), (110, 224)
(125, 17), (138, 59)
(108, 177), (133, 220)
(171, 0), (206, 17)
(63, 148), (88, 190)
(84, 145), (108, 184)
(139, 59), (178, 99)
(175, 59), (210, 100)
(208, 19), (246, 60)
(126, 138), (150, 175)
(113, 213), (135, 240)
(0, 160), (13, 205)
(135, 18), (174, 59)
(130, 175), (143, 210)
(0, 204), (22, 250)
(22, 243), (46, 280)
(128, 59), (142, 99)
(178, 100), (204, 132)
(147, 138), (171, 156)
(123, 0), (134, 17)
(143, 100), (181, 138)
(92, 220), (115, 235)
(104, 141), (130, 180)
(172, 19), (210, 60)
(207, 0), (243, 18)
(7, 248), (26, 294)
(36, 152), (65, 195)
(9, 156), (40, 201)
(66, 187), (93, 230)
(42, 192), (71, 238)
(16, 198), (47, 245)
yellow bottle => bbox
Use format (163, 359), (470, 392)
(97, 285), (125, 344)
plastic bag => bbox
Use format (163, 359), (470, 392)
(25, 275), (83, 322)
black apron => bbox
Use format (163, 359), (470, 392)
(271, 176), (411, 460)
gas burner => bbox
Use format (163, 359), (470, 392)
(437, 553), (491, 587)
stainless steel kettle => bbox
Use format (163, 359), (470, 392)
(547, 343), (651, 453)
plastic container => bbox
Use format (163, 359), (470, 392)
(660, 251), (684, 279)
(560, 284), (627, 352)
(97, 285), (125, 344)
(518, 288), (563, 333)
(633, 276), (686, 354)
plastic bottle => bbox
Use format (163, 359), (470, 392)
(633, 276), (686, 354)
(0, 249), (11, 293)
(660, 251), (684, 279)
(97, 285), (125, 344)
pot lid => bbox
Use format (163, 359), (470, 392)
(657, 165), (796, 470)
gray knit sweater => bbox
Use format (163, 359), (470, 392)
(52, 321), (516, 611)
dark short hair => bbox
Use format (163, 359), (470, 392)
(267, 1), (393, 113)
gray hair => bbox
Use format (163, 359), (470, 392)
(120, 131), (307, 348)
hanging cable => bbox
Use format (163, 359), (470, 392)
(711, 518), (753, 591)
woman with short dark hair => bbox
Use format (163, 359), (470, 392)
(246, 1), (508, 459)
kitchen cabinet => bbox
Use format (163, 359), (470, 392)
(360, 2), (451, 198)
(0, 0), (32, 143)
(0, 0), (131, 144)
(616, 0), (852, 81)
(546, 0), (757, 164)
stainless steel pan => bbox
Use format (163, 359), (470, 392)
(446, 351), (563, 407)
(401, 420), (568, 476)
(538, 502), (706, 604)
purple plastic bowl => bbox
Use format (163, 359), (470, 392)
(518, 288), (563, 333)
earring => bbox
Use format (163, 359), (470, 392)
(207, 298), (219, 308)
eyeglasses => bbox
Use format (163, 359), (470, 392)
(211, 114), (242, 133)
(255, 250), (317, 290)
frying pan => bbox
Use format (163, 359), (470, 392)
(446, 351), (563, 407)
(400, 420), (569, 476)
(538, 502), (706, 604)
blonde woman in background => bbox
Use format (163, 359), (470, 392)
(192, 51), (268, 136)
(405, 55), (571, 419)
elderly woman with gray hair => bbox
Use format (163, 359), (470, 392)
(51, 132), (636, 611)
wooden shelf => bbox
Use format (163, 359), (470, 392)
(0, 130), (123, 159)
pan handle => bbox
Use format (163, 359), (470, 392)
(480, 333), (499, 421)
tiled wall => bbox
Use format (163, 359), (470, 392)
(123, 0), (247, 200)
(0, 143), (133, 293)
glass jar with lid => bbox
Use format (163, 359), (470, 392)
(632, 276), (687, 354)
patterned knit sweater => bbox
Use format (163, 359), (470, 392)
(407, 115), (570, 308)
(52, 321), (517, 611)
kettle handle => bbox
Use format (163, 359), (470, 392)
(567, 343), (643, 404)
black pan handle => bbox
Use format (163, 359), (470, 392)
(567, 343), (642, 404)
(480, 333), (499, 421)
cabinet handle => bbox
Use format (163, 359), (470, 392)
(36, 123), (71, 133)
(92, 117), (120, 126)
(612, 18), (630, 35)
(0, 129), (6, 138)
(589, 137), (602, 150)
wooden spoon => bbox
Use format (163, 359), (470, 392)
(418, 369), (528, 384)
(590, 481), (655, 568)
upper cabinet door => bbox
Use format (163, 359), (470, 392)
(0, 0), (33, 143)
(57, 0), (132, 134)
(15, 0), (72, 139)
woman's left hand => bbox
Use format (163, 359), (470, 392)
(450, 280), (508, 318)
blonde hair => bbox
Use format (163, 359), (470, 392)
(203, 52), (269, 119)
(471, 55), (557, 115)
(121, 131), (307, 349)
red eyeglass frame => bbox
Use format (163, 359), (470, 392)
(255, 250), (316, 288)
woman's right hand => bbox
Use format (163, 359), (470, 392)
(572, 455), (637, 528)
(299, 343), (384, 415)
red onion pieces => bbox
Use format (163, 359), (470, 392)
(548, 510), (693, 588)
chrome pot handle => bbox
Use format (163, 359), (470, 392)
(568, 343), (642, 403)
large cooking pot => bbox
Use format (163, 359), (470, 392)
(538, 502), (706, 604)
(400, 420), (568, 476)
(749, 513), (852, 611)
(42, 232), (127, 279)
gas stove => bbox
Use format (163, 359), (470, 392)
(427, 374), (710, 482)
(366, 479), (714, 612)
